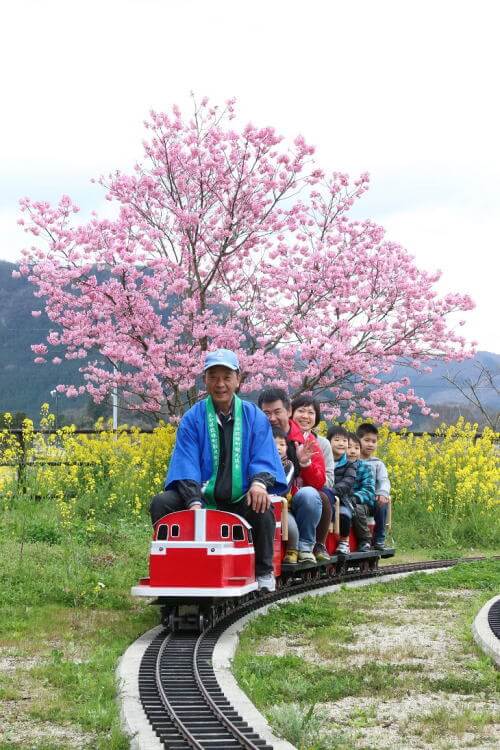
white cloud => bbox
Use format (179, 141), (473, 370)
(380, 205), (499, 351)
(0, 207), (24, 262)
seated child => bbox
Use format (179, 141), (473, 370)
(356, 423), (391, 549)
(346, 433), (375, 552)
(326, 426), (357, 555)
(272, 426), (300, 565)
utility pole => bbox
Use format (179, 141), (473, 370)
(112, 367), (118, 433)
(50, 389), (59, 428)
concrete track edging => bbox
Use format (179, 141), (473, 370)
(116, 625), (165, 750)
(472, 594), (500, 668)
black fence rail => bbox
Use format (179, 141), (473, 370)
(2, 427), (489, 438)
(3, 427), (157, 435)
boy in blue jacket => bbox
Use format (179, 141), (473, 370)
(346, 433), (375, 551)
(356, 423), (391, 549)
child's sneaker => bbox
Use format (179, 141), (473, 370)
(283, 549), (299, 564)
(336, 540), (350, 555)
(358, 542), (371, 552)
(298, 550), (316, 563)
(374, 541), (386, 550)
(314, 543), (330, 562)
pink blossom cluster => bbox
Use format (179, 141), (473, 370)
(16, 98), (475, 426)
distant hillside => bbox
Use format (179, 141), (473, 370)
(0, 259), (86, 420)
(386, 353), (499, 429)
(389, 353), (499, 407)
(0, 259), (498, 426)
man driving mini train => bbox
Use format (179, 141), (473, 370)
(150, 349), (287, 592)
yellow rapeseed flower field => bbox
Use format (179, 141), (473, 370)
(0, 408), (498, 546)
(337, 417), (499, 546)
(376, 419), (499, 516)
(0, 406), (176, 530)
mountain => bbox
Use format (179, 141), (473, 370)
(0, 259), (498, 426)
(0, 259), (86, 420)
(386, 353), (499, 429)
(388, 353), (499, 407)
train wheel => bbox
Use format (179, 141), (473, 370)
(161, 607), (176, 632)
(160, 607), (169, 628)
(325, 563), (336, 579)
(337, 559), (347, 578)
(359, 559), (370, 574)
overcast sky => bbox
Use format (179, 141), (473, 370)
(1, 0), (498, 351)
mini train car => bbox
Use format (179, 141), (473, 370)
(132, 498), (394, 607)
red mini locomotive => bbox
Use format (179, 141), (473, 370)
(131, 508), (260, 598)
(131, 498), (393, 624)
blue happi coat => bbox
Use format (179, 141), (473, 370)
(165, 399), (287, 497)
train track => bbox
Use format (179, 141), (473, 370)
(138, 557), (488, 749)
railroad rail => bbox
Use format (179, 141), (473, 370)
(138, 557), (488, 749)
(488, 599), (500, 638)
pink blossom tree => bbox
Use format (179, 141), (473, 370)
(16, 98), (475, 426)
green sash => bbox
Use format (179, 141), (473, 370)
(204, 395), (243, 508)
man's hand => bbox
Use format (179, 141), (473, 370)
(247, 482), (271, 513)
(376, 495), (390, 506)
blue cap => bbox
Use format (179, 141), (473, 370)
(203, 349), (240, 371)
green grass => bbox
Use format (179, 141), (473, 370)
(0, 498), (157, 749)
(0, 521), (152, 610)
(389, 494), (500, 550)
(235, 654), (424, 705)
(380, 545), (500, 565)
(266, 702), (353, 750)
(407, 705), (498, 742)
